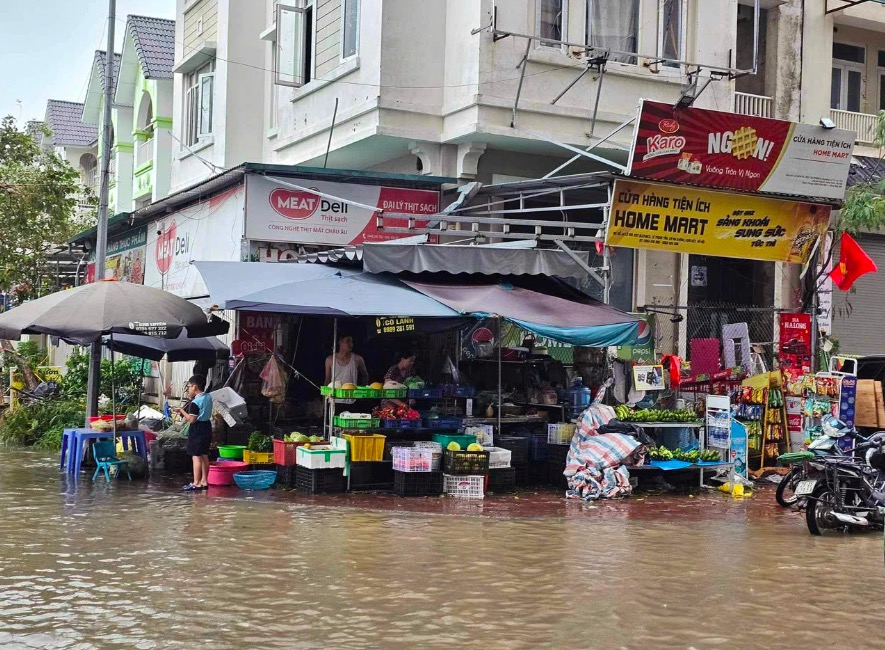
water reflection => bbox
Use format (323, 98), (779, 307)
(1, 449), (883, 649)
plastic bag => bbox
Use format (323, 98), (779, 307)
(260, 355), (288, 404)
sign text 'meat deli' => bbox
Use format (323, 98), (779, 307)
(627, 100), (855, 200)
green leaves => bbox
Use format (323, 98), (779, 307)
(0, 115), (84, 293)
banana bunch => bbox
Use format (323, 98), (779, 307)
(647, 446), (674, 460)
(647, 446), (720, 462)
(616, 406), (700, 423)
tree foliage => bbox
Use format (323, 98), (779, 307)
(0, 115), (85, 295)
(835, 111), (885, 235)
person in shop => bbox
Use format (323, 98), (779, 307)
(325, 334), (369, 407)
(381, 350), (417, 410)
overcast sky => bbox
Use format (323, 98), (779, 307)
(0, 0), (176, 123)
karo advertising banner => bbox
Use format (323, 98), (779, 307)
(245, 175), (440, 246)
(85, 226), (147, 284)
(627, 100), (855, 200)
(606, 179), (830, 264)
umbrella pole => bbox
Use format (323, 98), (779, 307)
(135, 357), (144, 429)
(328, 318), (338, 440)
(110, 333), (117, 448)
(497, 317), (502, 441)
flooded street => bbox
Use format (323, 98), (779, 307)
(1, 448), (884, 650)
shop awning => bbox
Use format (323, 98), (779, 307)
(404, 281), (640, 347)
(194, 261), (462, 318)
(362, 243), (589, 278)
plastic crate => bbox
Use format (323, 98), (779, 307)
(352, 388), (382, 399)
(296, 444), (347, 469)
(320, 385), (333, 397)
(443, 474), (485, 499)
(273, 438), (330, 466)
(383, 439), (415, 460)
(295, 466), (346, 494)
(275, 464), (297, 488)
(487, 467), (517, 493)
(432, 433), (478, 450)
(409, 387), (443, 399)
(413, 441), (443, 471)
(381, 388), (408, 399)
(443, 449), (490, 475)
(547, 423), (577, 445)
(342, 433), (386, 462)
(548, 443), (570, 468)
(243, 450), (275, 465)
(394, 470), (444, 496)
(528, 434), (549, 461)
(391, 446), (435, 472)
(349, 461), (394, 490)
(424, 417), (463, 430)
(380, 419), (423, 429)
(496, 436), (529, 466)
(483, 446), (512, 469)
(547, 461), (569, 490)
(333, 416), (380, 429)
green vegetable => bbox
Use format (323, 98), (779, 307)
(247, 432), (272, 452)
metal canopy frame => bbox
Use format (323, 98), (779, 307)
(825, 0), (884, 14)
(374, 173), (616, 294)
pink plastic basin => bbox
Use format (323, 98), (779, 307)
(207, 461), (249, 486)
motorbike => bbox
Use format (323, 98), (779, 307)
(799, 433), (885, 535)
(776, 415), (859, 507)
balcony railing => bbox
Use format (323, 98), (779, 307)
(136, 138), (154, 168)
(734, 92), (773, 118)
(830, 109), (879, 145)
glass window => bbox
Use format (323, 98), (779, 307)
(878, 50), (885, 68)
(659, 0), (684, 65)
(831, 67), (842, 110)
(342, 0), (359, 59)
(847, 69), (862, 113)
(538, 0), (565, 47)
(183, 60), (215, 146)
(276, 2), (313, 87)
(586, 0), (639, 65)
(833, 42), (865, 64)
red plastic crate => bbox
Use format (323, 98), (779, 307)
(273, 438), (328, 466)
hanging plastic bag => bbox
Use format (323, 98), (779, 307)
(260, 355), (288, 404)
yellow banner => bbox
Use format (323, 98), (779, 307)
(606, 180), (831, 264)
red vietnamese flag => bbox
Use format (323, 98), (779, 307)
(829, 232), (878, 291)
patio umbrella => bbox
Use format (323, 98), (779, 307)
(0, 280), (228, 343)
(103, 330), (229, 362)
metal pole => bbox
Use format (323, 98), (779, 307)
(323, 98), (339, 169)
(86, 0), (116, 420)
(328, 318), (337, 440)
(497, 317), (502, 439)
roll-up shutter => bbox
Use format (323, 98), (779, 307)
(830, 233), (885, 356)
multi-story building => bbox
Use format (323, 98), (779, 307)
(41, 100), (99, 220)
(82, 16), (176, 214)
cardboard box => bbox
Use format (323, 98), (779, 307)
(876, 382), (885, 428)
(855, 380), (880, 428)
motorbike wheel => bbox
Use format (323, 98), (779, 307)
(776, 466), (801, 507)
(806, 485), (838, 536)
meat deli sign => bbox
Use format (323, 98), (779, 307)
(246, 175), (440, 245)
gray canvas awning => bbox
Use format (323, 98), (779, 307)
(361, 243), (589, 278)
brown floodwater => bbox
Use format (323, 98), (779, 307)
(1, 448), (884, 650)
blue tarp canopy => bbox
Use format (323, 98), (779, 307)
(404, 281), (639, 347)
(195, 262), (639, 347)
(194, 262), (461, 317)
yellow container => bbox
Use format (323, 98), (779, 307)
(342, 433), (386, 462)
(243, 450), (275, 465)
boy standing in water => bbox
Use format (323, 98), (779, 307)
(177, 375), (213, 490)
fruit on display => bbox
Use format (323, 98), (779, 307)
(341, 383), (358, 390)
(283, 432), (324, 443)
(372, 405), (421, 420)
(369, 382), (384, 390)
(447, 441), (461, 451)
(383, 380), (406, 389)
(615, 404), (700, 423)
(466, 443), (484, 452)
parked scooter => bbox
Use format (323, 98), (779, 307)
(776, 415), (858, 507)
(799, 432), (885, 535)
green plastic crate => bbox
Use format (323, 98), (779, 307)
(334, 416), (380, 429)
(320, 385), (333, 397)
(381, 388), (408, 398)
(352, 388), (382, 398)
(432, 433), (477, 450)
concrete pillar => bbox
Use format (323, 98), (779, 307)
(114, 105), (135, 214)
(765, 0), (803, 121)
